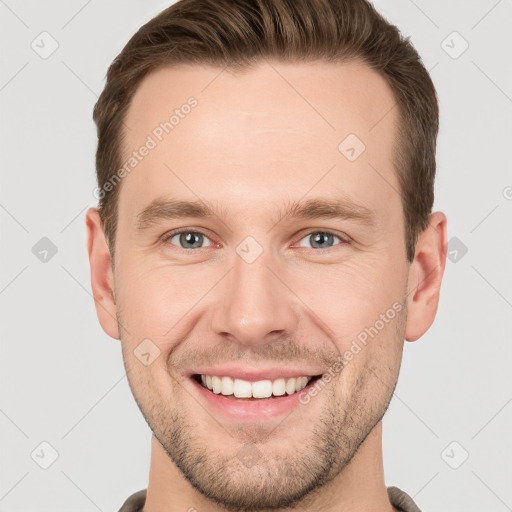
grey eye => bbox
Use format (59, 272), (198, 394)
(169, 231), (212, 249)
(297, 232), (341, 249)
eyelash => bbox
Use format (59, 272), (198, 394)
(161, 228), (349, 251)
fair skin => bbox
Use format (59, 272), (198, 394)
(86, 59), (447, 512)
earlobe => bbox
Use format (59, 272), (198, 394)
(405, 211), (448, 342)
(85, 207), (120, 340)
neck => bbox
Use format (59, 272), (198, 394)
(143, 421), (398, 512)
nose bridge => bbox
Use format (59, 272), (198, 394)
(210, 244), (298, 346)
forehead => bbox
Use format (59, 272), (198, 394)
(118, 59), (399, 229)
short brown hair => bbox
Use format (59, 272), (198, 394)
(93, 0), (439, 264)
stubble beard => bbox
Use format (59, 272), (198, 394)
(119, 303), (406, 511)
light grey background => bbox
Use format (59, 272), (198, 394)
(1, 1), (511, 511)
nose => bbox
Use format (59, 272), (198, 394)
(210, 247), (300, 348)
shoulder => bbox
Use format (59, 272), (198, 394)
(117, 489), (147, 512)
(387, 486), (423, 512)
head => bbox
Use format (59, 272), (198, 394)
(86, 0), (447, 510)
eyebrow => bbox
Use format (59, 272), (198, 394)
(136, 197), (375, 231)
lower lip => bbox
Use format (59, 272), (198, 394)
(189, 376), (318, 421)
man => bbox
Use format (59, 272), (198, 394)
(86, 0), (447, 511)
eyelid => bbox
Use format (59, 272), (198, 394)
(161, 227), (349, 251)
(291, 229), (349, 249)
(160, 228), (219, 249)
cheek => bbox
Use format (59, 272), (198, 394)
(115, 260), (197, 332)
(288, 256), (406, 386)
(120, 328), (182, 412)
(292, 254), (406, 340)
(115, 234), (407, 358)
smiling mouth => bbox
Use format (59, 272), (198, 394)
(192, 374), (323, 400)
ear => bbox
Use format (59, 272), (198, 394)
(405, 211), (448, 342)
(85, 207), (120, 340)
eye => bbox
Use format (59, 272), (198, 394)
(162, 229), (346, 251)
(296, 231), (345, 249)
(166, 230), (212, 250)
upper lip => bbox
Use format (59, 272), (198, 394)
(184, 366), (324, 382)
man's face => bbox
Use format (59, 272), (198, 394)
(111, 60), (410, 509)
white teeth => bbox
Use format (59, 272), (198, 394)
(212, 376), (222, 394)
(221, 376), (234, 395)
(285, 378), (296, 395)
(298, 376), (308, 390)
(252, 380), (273, 398)
(233, 378), (252, 397)
(272, 378), (286, 396)
(199, 375), (313, 398)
